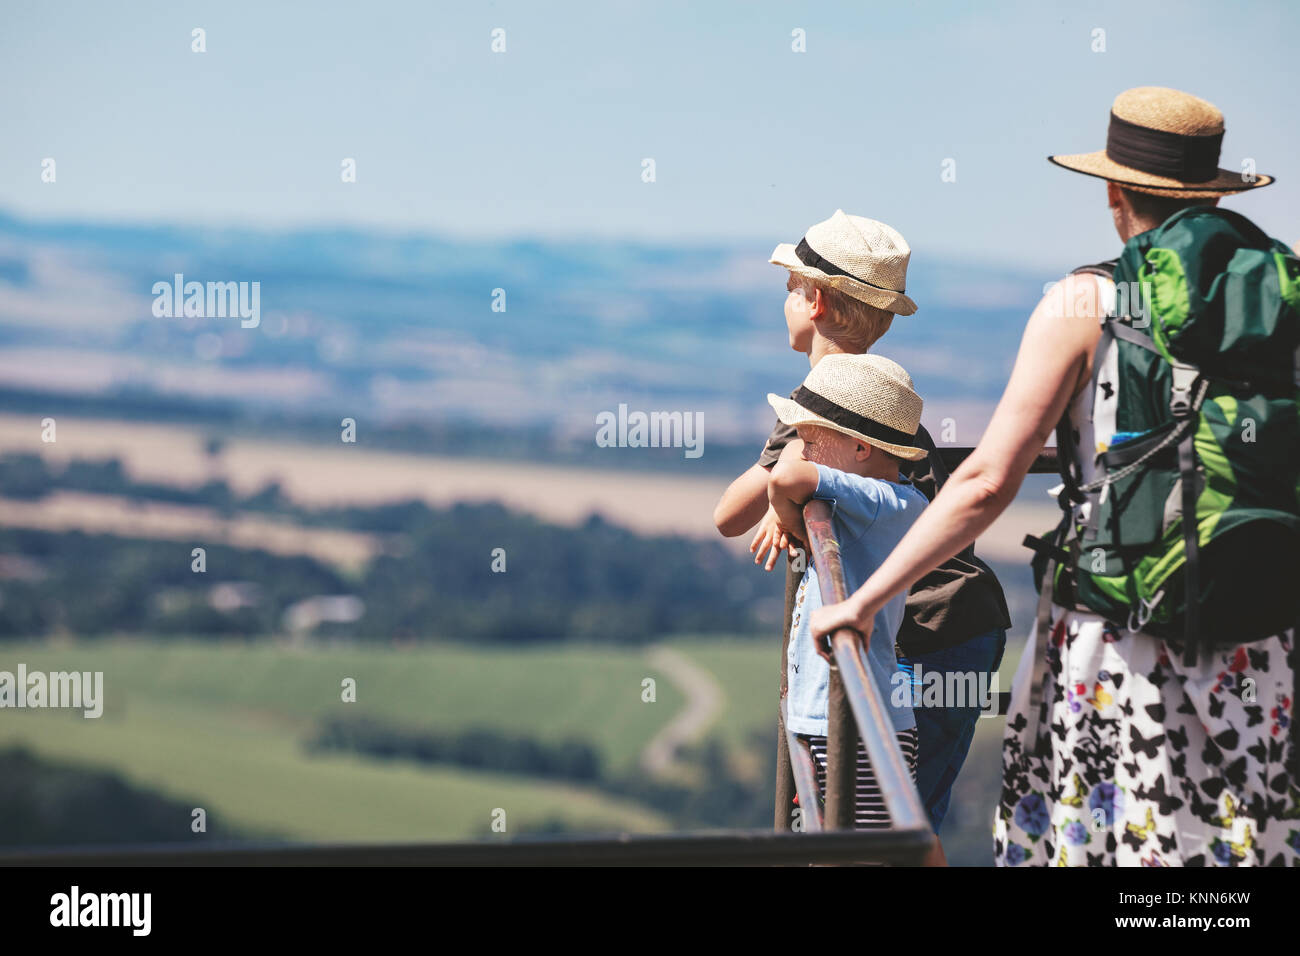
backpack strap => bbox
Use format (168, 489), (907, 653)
(1291, 609), (1300, 781)
(926, 435), (952, 491)
(1081, 319), (1180, 542)
(1170, 364), (1207, 666)
(1105, 319), (1162, 353)
(1070, 258), (1120, 279)
(1022, 543), (1060, 755)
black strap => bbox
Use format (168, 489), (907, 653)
(1290, 609), (1300, 780)
(1023, 533), (1070, 565)
(927, 441), (952, 490)
(1177, 428), (1201, 667)
(1069, 259), (1119, 280)
(1024, 507), (1076, 598)
(1023, 538), (1063, 754)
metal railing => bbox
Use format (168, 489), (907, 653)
(774, 499), (933, 859)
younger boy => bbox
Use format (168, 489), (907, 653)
(766, 353), (929, 827)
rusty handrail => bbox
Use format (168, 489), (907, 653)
(796, 498), (932, 847)
(779, 697), (824, 832)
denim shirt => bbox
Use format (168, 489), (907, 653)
(785, 464), (927, 736)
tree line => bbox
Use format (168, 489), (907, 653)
(0, 454), (775, 641)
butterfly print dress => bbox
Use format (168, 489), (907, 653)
(993, 306), (1299, 866)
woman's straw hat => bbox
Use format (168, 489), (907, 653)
(770, 210), (918, 315)
(767, 353), (926, 461)
(1049, 86), (1273, 198)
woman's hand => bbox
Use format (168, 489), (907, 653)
(749, 505), (799, 571)
(810, 595), (873, 663)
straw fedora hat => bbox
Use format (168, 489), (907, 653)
(1049, 86), (1273, 198)
(770, 210), (918, 316)
(767, 353), (926, 461)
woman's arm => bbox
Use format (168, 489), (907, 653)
(809, 275), (1103, 643)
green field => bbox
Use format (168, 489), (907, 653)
(3, 638), (693, 766)
(0, 638), (710, 843)
(0, 633), (1027, 861)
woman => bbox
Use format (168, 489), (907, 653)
(810, 87), (1298, 866)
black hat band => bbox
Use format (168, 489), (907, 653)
(1105, 111), (1223, 183)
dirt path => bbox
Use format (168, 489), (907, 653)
(640, 646), (724, 777)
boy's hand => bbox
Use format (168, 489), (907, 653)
(749, 506), (801, 572)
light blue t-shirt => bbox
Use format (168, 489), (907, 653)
(785, 464), (928, 736)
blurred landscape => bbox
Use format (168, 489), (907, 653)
(0, 209), (1060, 864)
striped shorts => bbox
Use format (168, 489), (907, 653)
(800, 728), (919, 830)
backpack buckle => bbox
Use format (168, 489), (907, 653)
(1168, 364), (1200, 419)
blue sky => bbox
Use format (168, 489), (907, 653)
(2, 0), (1296, 271)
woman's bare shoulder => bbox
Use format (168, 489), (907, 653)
(1029, 272), (1108, 395)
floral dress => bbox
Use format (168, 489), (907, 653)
(993, 280), (1300, 866)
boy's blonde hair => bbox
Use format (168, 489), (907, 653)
(791, 274), (894, 351)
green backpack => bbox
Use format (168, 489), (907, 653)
(1039, 206), (1300, 666)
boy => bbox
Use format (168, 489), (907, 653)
(714, 211), (1011, 839)
(766, 353), (929, 828)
